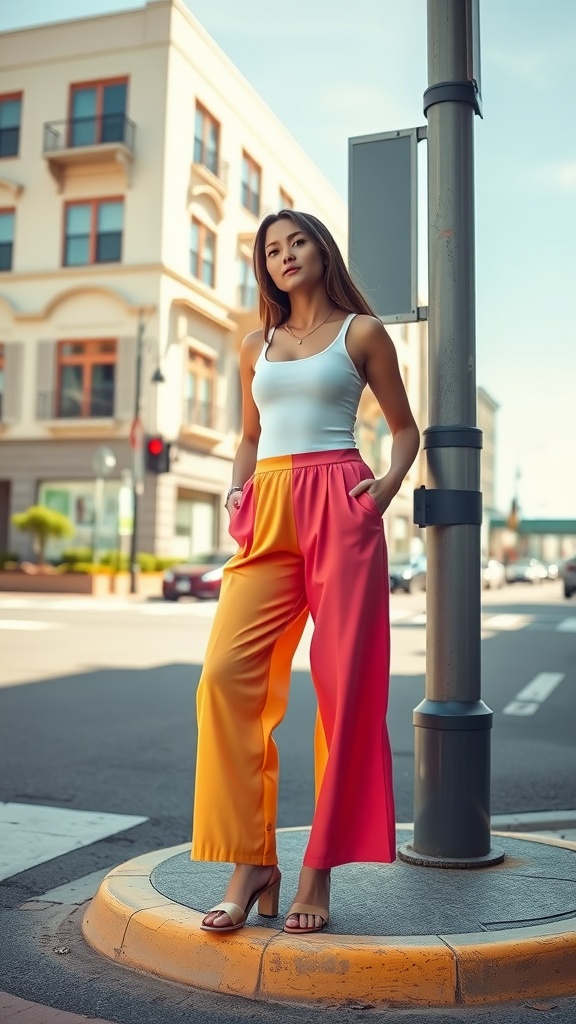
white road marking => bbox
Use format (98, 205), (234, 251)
(483, 614), (532, 631)
(502, 700), (541, 717)
(0, 620), (65, 631)
(0, 802), (148, 882)
(557, 618), (576, 632)
(503, 672), (565, 716)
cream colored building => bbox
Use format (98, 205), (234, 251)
(0, 0), (424, 563)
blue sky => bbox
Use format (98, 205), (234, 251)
(2, 0), (575, 518)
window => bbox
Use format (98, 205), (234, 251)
(69, 80), (127, 147)
(279, 188), (294, 210)
(241, 152), (261, 216)
(64, 199), (123, 265)
(239, 254), (257, 308)
(0, 210), (14, 271)
(185, 349), (216, 428)
(193, 103), (220, 176)
(0, 94), (22, 158)
(56, 340), (116, 418)
(0, 344), (4, 420)
(190, 218), (216, 287)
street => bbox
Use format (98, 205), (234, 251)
(1, 581), (575, 1023)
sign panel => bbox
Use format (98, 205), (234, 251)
(349, 129), (419, 323)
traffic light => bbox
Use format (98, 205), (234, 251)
(145, 435), (170, 474)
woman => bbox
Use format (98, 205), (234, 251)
(192, 209), (419, 934)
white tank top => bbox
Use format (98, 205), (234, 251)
(252, 313), (364, 460)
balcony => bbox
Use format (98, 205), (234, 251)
(191, 143), (229, 199)
(37, 387), (116, 433)
(42, 115), (136, 191)
(180, 398), (227, 449)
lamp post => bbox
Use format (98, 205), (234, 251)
(129, 313), (146, 595)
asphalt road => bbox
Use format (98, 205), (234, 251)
(0, 580), (575, 1023)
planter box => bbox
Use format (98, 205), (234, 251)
(112, 572), (163, 597)
(0, 570), (111, 596)
(0, 570), (163, 597)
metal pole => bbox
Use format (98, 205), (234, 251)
(129, 315), (145, 595)
(399, 0), (503, 867)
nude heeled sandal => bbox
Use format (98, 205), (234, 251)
(200, 867), (281, 933)
(283, 901), (329, 934)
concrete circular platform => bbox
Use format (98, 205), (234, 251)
(82, 829), (576, 1008)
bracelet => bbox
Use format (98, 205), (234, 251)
(225, 486), (243, 506)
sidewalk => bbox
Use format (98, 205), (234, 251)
(0, 991), (115, 1023)
(82, 818), (576, 1009)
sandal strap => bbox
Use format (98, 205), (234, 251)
(206, 901), (245, 925)
(287, 902), (329, 922)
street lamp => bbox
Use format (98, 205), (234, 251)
(128, 312), (166, 595)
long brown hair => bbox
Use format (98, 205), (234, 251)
(253, 209), (377, 338)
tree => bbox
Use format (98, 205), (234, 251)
(11, 505), (74, 566)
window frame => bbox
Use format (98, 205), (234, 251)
(0, 342), (4, 421)
(279, 188), (294, 210)
(239, 253), (257, 308)
(62, 197), (124, 266)
(0, 92), (22, 159)
(67, 77), (129, 147)
(190, 217), (217, 288)
(241, 151), (262, 216)
(0, 208), (15, 272)
(186, 346), (217, 429)
(193, 102), (220, 175)
(56, 339), (117, 419)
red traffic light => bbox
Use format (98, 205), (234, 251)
(145, 435), (170, 473)
(147, 437), (164, 456)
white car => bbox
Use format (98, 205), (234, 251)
(482, 559), (506, 589)
(505, 558), (548, 584)
(560, 556), (576, 599)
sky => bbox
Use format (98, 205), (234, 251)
(1, 0), (575, 518)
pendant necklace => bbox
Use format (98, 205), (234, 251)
(284, 307), (334, 345)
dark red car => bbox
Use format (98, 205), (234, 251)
(162, 551), (232, 601)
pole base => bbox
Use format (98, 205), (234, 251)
(398, 841), (505, 869)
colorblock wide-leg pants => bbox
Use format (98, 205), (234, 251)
(192, 449), (395, 869)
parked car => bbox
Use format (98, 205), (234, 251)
(162, 551), (232, 600)
(559, 556), (576, 599)
(505, 558), (548, 584)
(481, 559), (506, 589)
(389, 554), (427, 593)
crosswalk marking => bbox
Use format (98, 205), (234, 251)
(484, 613), (532, 631)
(557, 618), (576, 632)
(0, 620), (65, 631)
(0, 802), (148, 882)
(503, 672), (565, 716)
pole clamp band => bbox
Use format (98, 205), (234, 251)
(413, 485), (482, 527)
(423, 425), (482, 450)
(423, 80), (481, 117)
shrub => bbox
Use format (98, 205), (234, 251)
(60, 547), (93, 566)
(11, 505), (74, 566)
(0, 551), (19, 570)
(69, 562), (113, 575)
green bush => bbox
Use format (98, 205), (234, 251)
(69, 562), (113, 575)
(154, 556), (181, 571)
(60, 547), (93, 566)
(99, 550), (128, 571)
(0, 551), (19, 570)
(97, 551), (176, 572)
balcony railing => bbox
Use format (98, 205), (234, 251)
(43, 115), (136, 155)
(192, 143), (229, 188)
(37, 387), (115, 420)
(182, 398), (227, 434)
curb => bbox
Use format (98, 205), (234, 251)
(82, 834), (576, 1008)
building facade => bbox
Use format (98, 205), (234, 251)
(0, 0), (424, 564)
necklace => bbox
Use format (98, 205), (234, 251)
(284, 308), (334, 345)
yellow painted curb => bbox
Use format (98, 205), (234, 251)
(82, 837), (576, 1008)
